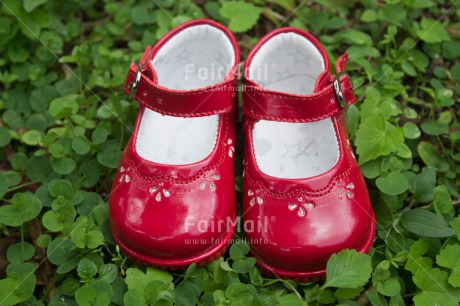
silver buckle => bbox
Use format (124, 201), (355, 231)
(333, 72), (353, 109)
(126, 62), (142, 98)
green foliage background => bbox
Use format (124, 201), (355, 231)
(0, 0), (459, 305)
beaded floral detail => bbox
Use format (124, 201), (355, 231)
(288, 196), (315, 217)
(149, 182), (171, 202)
(119, 166), (132, 183)
(247, 189), (263, 206)
(338, 181), (355, 199)
(199, 173), (220, 191)
(227, 139), (235, 158)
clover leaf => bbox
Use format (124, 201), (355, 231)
(0, 193), (42, 227)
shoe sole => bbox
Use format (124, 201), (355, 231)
(111, 214), (236, 270)
(252, 218), (376, 282)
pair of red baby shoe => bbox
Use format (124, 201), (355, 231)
(109, 19), (375, 281)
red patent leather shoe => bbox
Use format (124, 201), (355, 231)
(242, 28), (375, 281)
(110, 19), (240, 269)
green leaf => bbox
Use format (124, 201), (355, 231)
(339, 30), (372, 45)
(7, 242), (35, 263)
(450, 63), (460, 81)
(380, 4), (406, 26)
(232, 257), (257, 273)
(111, 276), (127, 305)
(421, 120), (448, 136)
(22, 130), (42, 146)
(174, 282), (198, 306)
(400, 209), (455, 238)
(225, 283), (253, 304)
(77, 258), (98, 280)
(75, 285), (111, 306)
(433, 185), (453, 215)
(124, 289), (147, 306)
(361, 9), (377, 22)
(390, 294), (406, 306)
(443, 40), (460, 60)
(405, 240), (433, 274)
(276, 293), (305, 305)
(366, 290), (387, 306)
(61, 278), (80, 296)
(335, 287), (363, 299)
(249, 266), (263, 285)
(403, 122), (421, 139)
(417, 141), (450, 172)
(360, 159), (381, 179)
(51, 157), (77, 175)
(42, 206), (76, 232)
(323, 249), (372, 288)
(355, 115), (404, 164)
(229, 240), (250, 259)
(374, 196), (394, 230)
(40, 31), (63, 52)
(376, 278), (401, 297)
(49, 96), (79, 119)
(11, 153), (28, 171)
(99, 264), (118, 283)
(220, 2), (263, 33)
(97, 151), (122, 168)
(0, 127), (11, 147)
(413, 268), (460, 306)
(92, 127), (108, 145)
(450, 217), (460, 240)
(23, 0), (47, 12)
(413, 167), (436, 203)
(131, 5), (152, 25)
(146, 267), (174, 283)
(437, 244), (460, 287)
(0, 172), (8, 199)
(47, 238), (80, 271)
(219, 260), (235, 272)
(36, 234), (52, 248)
(71, 217), (104, 249)
(125, 268), (173, 293)
(0, 193), (43, 227)
(375, 172), (409, 195)
(416, 18), (450, 43)
(49, 179), (73, 198)
(0, 272), (36, 306)
(72, 137), (91, 155)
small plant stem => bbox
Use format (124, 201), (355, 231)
(7, 179), (41, 192)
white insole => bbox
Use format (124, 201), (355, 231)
(250, 33), (340, 179)
(136, 25), (235, 165)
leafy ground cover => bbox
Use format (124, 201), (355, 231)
(0, 0), (459, 305)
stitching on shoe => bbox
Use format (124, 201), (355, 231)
(130, 77), (237, 117)
(244, 90), (342, 122)
(247, 86), (333, 100)
(246, 109), (340, 122)
(136, 98), (232, 117)
(244, 164), (351, 198)
(141, 80), (235, 96)
(124, 115), (230, 185)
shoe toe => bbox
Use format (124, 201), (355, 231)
(245, 178), (374, 272)
(110, 165), (235, 260)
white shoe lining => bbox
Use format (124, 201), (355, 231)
(249, 33), (340, 179)
(136, 25), (235, 165)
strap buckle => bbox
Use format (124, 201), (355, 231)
(126, 62), (142, 99)
(333, 72), (354, 109)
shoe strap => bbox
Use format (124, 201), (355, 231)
(124, 47), (236, 118)
(243, 54), (356, 122)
